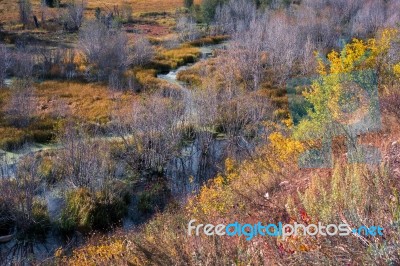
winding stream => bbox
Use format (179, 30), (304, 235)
(0, 43), (227, 256)
(157, 43), (229, 199)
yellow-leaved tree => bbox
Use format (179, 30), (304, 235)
(295, 29), (398, 140)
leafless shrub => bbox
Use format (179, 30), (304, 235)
(113, 95), (185, 173)
(385, 0), (400, 27)
(263, 13), (301, 84)
(0, 155), (51, 263)
(351, 0), (385, 38)
(3, 79), (37, 128)
(214, 0), (257, 35)
(62, 0), (87, 32)
(219, 3), (333, 85)
(37, 47), (78, 79)
(0, 157), (44, 234)
(79, 20), (130, 82)
(210, 0), (397, 87)
(382, 91), (400, 122)
(192, 83), (272, 159)
(301, 35), (317, 75)
(294, 5), (337, 49)
(108, 71), (125, 90)
(232, 18), (269, 90)
(215, 0), (400, 87)
(3, 155), (44, 231)
(131, 37), (154, 66)
(0, 44), (12, 87)
(19, 0), (32, 27)
(328, 0), (362, 24)
(36, 46), (63, 78)
(176, 16), (200, 42)
(11, 48), (35, 79)
(55, 122), (114, 191)
(219, 93), (272, 136)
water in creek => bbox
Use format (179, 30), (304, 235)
(122, 43), (228, 228)
(4, 79), (12, 87)
(157, 43), (228, 200)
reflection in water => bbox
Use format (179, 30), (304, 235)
(157, 43), (229, 200)
(166, 133), (227, 200)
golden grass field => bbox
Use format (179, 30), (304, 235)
(86, 0), (201, 14)
(34, 81), (137, 122)
(0, 81), (138, 150)
(1, 81), (137, 125)
(0, 0), (202, 24)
